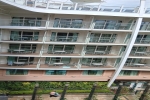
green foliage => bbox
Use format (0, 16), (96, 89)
(9, 89), (112, 95)
(0, 81), (112, 95)
(120, 87), (130, 94)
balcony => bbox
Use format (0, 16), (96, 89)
(0, 35), (43, 43)
(92, 21), (134, 30)
(40, 62), (78, 70)
(135, 38), (150, 44)
(6, 0), (140, 14)
(129, 51), (150, 57)
(84, 50), (118, 57)
(0, 61), (37, 69)
(80, 63), (115, 70)
(42, 50), (81, 57)
(49, 36), (78, 42)
(51, 19), (89, 29)
(0, 48), (40, 57)
(124, 63), (150, 70)
(89, 37), (116, 43)
(0, 19), (47, 28)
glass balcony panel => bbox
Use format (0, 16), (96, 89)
(94, 20), (106, 29)
(48, 3), (61, 9)
(140, 22), (149, 30)
(62, 3), (75, 10)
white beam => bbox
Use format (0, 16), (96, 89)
(107, 0), (146, 87)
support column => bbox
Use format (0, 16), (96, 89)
(60, 83), (69, 100)
(139, 82), (150, 100)
(87, 83), (97, 100)
(31, 83), (39, 100)
(113, 82), (123, 100)
(107, 0), (146, 87)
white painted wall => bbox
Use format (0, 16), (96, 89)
(111, 46), (121, 55)
(74, 45), (83, 54)
(116, 33), (127, 43)
(1, 43), (9, 53)
(107, 58), (116, 66)
(1, 29), (10, 40)
(0, 56), (7, 64)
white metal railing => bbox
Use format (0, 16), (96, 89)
(0, 19), (47, 27)
(0, 48), (39, 54)
(6, 0), (141, 13)
(93, 22), (134, 30)
(0, 35), (43, 41)
(0, 18), (135, 31)
(135, 38), (150, 44)
(42, 49), (75, 54)
(89, 37), (116, 43)
(81, 62), (114, 67)
(130, 51), (150, 56)
(49, 36), (78, 42)
(124, 63), (149, 67)
(0, 61), (38, 66)
(85, 50), (110, 55)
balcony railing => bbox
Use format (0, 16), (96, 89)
(124, 63), (149, 67)
(45, 62), (77, 66)
(85, 50), (110, 55)
(2, 61), (38, 66)
(89, 37), (116, 43)
(6, 49), (37, 54)
(44, 50), (74, 54)
(135, 39), (150, 44)
(6, 0), (140, 13)
(93, 22), (134, 30)
(49, 36), (78, 42)
(0, 19), (47, 27)
(130, 51), (150, 56)
(0, 19), (135, 31)
(0, 35), (43, 41)
(50, 21), (90, 29)
(81, 62), (115, 67)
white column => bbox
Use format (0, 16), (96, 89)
(107, 0), (146, 87)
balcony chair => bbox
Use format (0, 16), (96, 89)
(7, 61), (13, 66)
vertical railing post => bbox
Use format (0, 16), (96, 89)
(139, 82), (150, 100)
(113, 82), (123, 100)
(87, 83), (97, 100)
